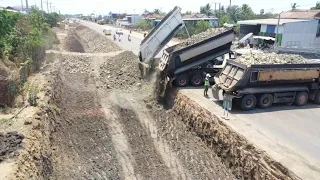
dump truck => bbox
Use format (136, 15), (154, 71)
(158, 29), (234, 87)
(212, 60), (320, 110)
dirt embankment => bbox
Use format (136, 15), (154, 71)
(66, 24), (121, 53)
(6, 22), (299, 180)
(0, 132), (24, 163)
(169, 91), (299, 180)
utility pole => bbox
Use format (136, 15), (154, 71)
(25, 0), (29, 13)
(229, 0), (231, 7)
(218, 3), (221, 27)
(20, 0), (24, 12)
(215, 3), (217, 16)
(46, 1), (49, 13)
(50, 2), (52, 13)
(41, 0), (43, 16)
(274, 11), (282, 50)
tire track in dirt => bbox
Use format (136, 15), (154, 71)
(106, 92), (173, 180)
(107, 91), (193, 180)
(49, 59), (123, 179)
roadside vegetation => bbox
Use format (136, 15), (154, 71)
(0, 8), (62, 107)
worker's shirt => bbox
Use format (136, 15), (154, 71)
(204, 78), (210, 86)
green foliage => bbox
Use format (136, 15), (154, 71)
(136, 20), (152, 30)
(220, 15), (229, 27)
(291, 3), (298, 11)
(194, 21), (212, 34)
(200, 3), (213, 16)
(311, 2), (320, 10)
(45, 12), (61, 27)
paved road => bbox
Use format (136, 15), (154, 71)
(78, 20), (178, 57)
(180, 88), (320, 180)
(78, 20), (320, 179)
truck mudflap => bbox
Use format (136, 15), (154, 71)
(212, 84), (224, 100)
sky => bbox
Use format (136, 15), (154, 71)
(0, 0), (318, 15)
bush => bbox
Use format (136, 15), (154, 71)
(194, 20), (212, 34)
(136, 20), (152, 30)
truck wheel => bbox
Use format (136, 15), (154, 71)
(294, 92), (308, 106)
(190, 74), (203, 86)
(314, 91), (320, 104)
(240, 94), (257, 110)
(258, 94), (273, 109)
(175, 74), (189, 87)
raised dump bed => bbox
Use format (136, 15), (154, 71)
(139, 6), (185, 64)
(159, 29), (234, 87)
(212, 60), (320, 110)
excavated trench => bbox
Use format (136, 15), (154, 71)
(10, 24), (300, 180)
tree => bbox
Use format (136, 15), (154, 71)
(153, 9), (161, 14)
(200, 3), (213, 16)
(220, 15), (229, 26)
(311, 2), (320, 10)
(195, 20), (211, 34)
(136, 19), (152, 30)
(239, 4), (255, 20)
(291, 3), (298, 11)
(184, 11), (192, 15)
(226, 5), (240, 23)
(143, 9), (150, 14)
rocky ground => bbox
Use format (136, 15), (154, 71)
(0, 22), (303, 180)
(174, 28), (227, 51)
(237, 51), (307, 65)
(0, 132), (24, 163)
(13, 23), (235, 179)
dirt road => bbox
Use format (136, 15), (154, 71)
(27, 24), (234, 179)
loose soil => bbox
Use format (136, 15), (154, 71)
(0, 132), (24, 163)
(4, 22), (299, 180)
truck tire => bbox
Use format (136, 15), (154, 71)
(258, 94), (273, 109)
(314, 91), (320, 104)
(190, 74), (203, 86)
(294, 92), (308, 106)
(175, 74), (189, 87)
(240, 94), (257, 111)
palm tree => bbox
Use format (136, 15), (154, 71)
(291, 3), (298, 11)
(311, 2), (320, 10)
(200, 3), (213, 16)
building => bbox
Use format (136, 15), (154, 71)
(117, 14), (143, 26)
(237, 10), (320, 52)
(183, 14), (218, 27)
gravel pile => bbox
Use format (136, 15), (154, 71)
(62, 55), (92, 74)
(75, 25), (120, 53)
(99, 51), (143, 91)
(0, 131), (24, 162)
(237, 51), (307, 65)
(174, 28), (227, 51)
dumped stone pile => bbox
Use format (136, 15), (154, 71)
(174, 28), (227, 51)
(237, 51), (307, 65)
(62, 55), (92, 74)
(0, 131), (24, 162)
(99, 51), (143, 91)
(75, 25), (120, 53)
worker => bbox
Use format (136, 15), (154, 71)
(143, 32), (146, 37)
(113, 34), (116, 41)
(204, 73), (211, 97)
(128, 34), (131, 41)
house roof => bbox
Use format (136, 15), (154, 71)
(183, 13), (209, 19)
(280, 10), (320, 19)
(237, 18), (309, 25)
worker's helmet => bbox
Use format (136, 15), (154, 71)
(206, 74), (211, 78)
